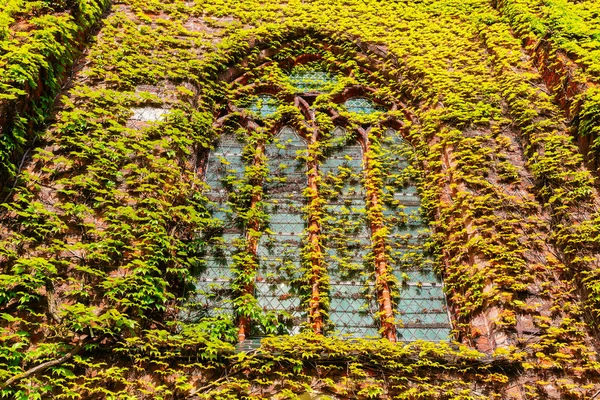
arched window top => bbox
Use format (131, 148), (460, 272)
(383, 128), (404, 145)
(268, 126), (307, 164)
(331, 126), (346, 138)
(344, 97), (383, 115)
(329, 126), (348, 146)
(274, 126), (305, 145)
(327, 126), (362, 152)
(247, 94), (278, 118)
(216, 133), (244, 156)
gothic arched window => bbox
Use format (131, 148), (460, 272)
(195, 63), (452, 345)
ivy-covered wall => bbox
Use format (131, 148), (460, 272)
(493, 0), (600, 167)
(0, 0), (110, 187)
(1, 0), (600, 399)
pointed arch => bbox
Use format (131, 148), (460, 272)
(200, 34), (452, 344)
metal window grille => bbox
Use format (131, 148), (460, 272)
(321, 127), (379, 337)
(381, 128), (452, 341)
(193, 133), (246, 319)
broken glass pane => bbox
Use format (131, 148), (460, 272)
(130, 107), (168, 122)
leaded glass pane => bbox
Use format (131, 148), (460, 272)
(255, 127), (306, 334)
(288, 70), (337, 93)
(193, 133), (246, 320)
(344, 97), (383, 115)
(248, 94), (278, 118)
(264, 126), (306, 195)
(321, 127), (377, 337)
(380, 128), (451, 341)
(191, 233), (236, 318)
(204, 134), (244, 194)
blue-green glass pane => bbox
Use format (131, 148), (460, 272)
(288, 71), (337, 93)
(255, 127), (306, 335)
(321, 127), (376, 337)
(329, 283), (379, 338)
(205, 134), (244, 193)
(379, 129), (452, 341)
(398, 328), (451, 342)
(265, 127), (306, 195)
(248, 94), (278, 118)
(195, 134), (246, 320)
(344, 97), (384, 115)
(397, 282), (450, 341)
(193, 233), (239, 318)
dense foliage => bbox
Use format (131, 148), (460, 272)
(1, 0), (600, 398)
(0, 0), (109, 183)
(495, 0), (600, 158)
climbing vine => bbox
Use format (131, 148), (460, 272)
(1, 0), (600, 398)
(0, 0), (109, 184)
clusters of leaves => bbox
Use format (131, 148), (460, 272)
(0, 0), (109, 183)
(495, 0), (600, 75)
(1, 0), (600, 398)
(195, 333), (508, 399)
(494, 0), (600, 162)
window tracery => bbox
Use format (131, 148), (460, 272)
(196, 64), (452, 343)
(288, 70), (337, 93)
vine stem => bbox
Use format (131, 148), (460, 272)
(187, 376), (228, 398)
(307, 151), (324, 334)
(0, 345), (82, 390)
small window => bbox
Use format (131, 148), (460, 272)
(288, 70), (337, 93)
(344, 97), (383, 115)
(247, 94), (278, 118)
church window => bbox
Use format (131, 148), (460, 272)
(195, 66), (452, 344)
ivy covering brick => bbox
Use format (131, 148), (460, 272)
(1, 0), (600, 399)
(0, 0), (110, 184)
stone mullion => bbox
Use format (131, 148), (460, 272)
(237, 125), (265, 343)
(306, 141), (326, 334)
(297, 96), (328, 335)
(361, 127), (397, 342)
